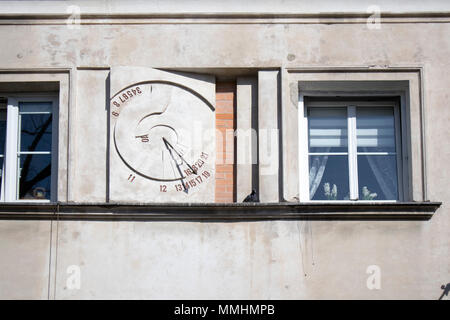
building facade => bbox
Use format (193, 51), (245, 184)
(0, 0), (448, 299)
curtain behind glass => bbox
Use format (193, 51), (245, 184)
(357, 107), (398, 200)
(308, 107), (348, 200)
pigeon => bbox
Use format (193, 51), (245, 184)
(243, 189), (258, 202)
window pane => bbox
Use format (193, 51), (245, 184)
(20, 102), (52, 113)
(0, 100), (6, 155)
(309, 155), (349, 200)
(20, 113), (52, 152)
(357, 107), (396, 152)
(308, 107), (348, 153)
(18, 154), (51, 200)
(358, 155), (398, 200)
(0, 157), (3, 198)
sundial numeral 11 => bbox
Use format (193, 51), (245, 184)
(128, 174), (135, 182)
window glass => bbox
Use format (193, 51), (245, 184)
(308, 107), (349, 200)
(356, 107), (398, 200)
(19, 113), (52, 152)
(357, 155), (398, 200)
(17, 102), (53, 200)
(19, 102), (52, 152)
(308, 107), (348, 153)
(306, 104), (400, 201)
(19, 102), (52, 113)
(0, 98), (55, 202)
(357, 107), (396, 153)
(0, 99), (7, 197)
(309, 155), (350, 200)
(18, 154), (51, 200)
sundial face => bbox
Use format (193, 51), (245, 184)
(110, 82), (215, 201)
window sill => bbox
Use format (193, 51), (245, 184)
(0, 201), (441, 221)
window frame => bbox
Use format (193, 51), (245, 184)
(298, 95), (407, 203)
(0, 94), (58, 203)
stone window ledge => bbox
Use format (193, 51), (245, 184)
(0, 202), (441, 221)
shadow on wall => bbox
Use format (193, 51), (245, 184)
(439, 283), (450, 300)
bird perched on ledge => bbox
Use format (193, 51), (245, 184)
(243, 189), (258, 203)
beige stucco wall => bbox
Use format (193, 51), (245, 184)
(0, 2), (449, 299)
(49, 219), (445, 300)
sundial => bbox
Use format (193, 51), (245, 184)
(110, 77), (215, 202)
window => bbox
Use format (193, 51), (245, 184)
(300, 98), (403, 202)
(0, 96), (58, 202)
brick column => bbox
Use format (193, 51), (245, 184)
(215, 82), (236, 202)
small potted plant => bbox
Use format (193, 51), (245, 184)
(361, 186), (377, 200)
(324, 182), (338, 200)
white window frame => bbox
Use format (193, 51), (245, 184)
(0, 95), (58, 203)
(298, 96), (404, 202)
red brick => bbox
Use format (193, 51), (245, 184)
(216, 92), (234, 101)
(216, 99), (234, 107)
(215, 186), (228, 193)
(215, 120), (233, 128)
(215, 191), (233, 196)
(215, 193), (233, 199)
(216, 106), (234, 114)
(216, 179), (232, 186)
(216, 165), (234, 172)
(225, 173), (234, 180)
(216, 113), (234, 120)
(226, 186), (234, 190)
(215, 82), (236, 203)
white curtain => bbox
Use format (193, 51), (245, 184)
(308, 149), (330, 199)
(357, 107), (397, 200)
(365, 154), (398, 200)
(308, 108), (346, 200)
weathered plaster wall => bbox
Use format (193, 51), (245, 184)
(0, 221), (51, 299)
(49, 219), (446, 300)
(0, 13), (448, 299)
(0, 23), (448, 69)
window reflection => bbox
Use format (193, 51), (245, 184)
(17, 102), (53, 200)
(0, 99), (7, 199)
(20, 114), (52, 152)
(18, 154), (51, 200)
